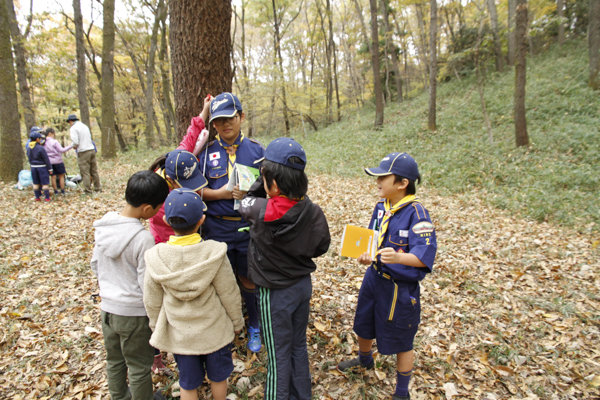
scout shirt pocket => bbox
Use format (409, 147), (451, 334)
(208, 168), (227, 182)
(391, 282), (420, 330)
(388, 229), (410, 252)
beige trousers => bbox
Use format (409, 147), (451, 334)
(77, 150), (102, 193)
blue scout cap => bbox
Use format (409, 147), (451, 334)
(255, 137), (306, 171)
(29, 131), (43, 140)
(164, 188), (207, 229)
(165, 150), (208, 191)
(209, 92), (242, 123)
(365, 152), (420, 183)
(30, 126), (42, 135)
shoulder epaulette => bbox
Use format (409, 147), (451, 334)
(201, 139), (217, 152)
(411, 201), (430, 220)
(248, 138), (265, 148)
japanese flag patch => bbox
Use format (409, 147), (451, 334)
(209, 152), (221, 161)
(377, 210), (384, 219)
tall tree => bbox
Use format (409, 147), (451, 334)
(144, 0), (165, 148)
(589, 0), (600, 90)
(514, 0), (529, 146)
(507, 0), (516, 66)
(101, 0), (117, 157)
(0, 0), (23, 181)
(428, 0), (437, 131)
(557, 0), (565, 45)
(487, 0), (504, 72)
(5, 0), (36, 133)
(170, 0), (232, 139)
(381, 0), (402, 102)
(326, 0), (341, 121)
(369, 0), (384, 127)
(158, 15), (175, 142)
(73, 0), (90, 128)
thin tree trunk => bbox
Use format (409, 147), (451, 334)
(170, 0), (232, 140)
(158, 18), (175, 143)
(5, 0), (35, 132)
(240, 0), (254, 137)
(514, 0), (529, 146)
(428, 0), (437, 131)
(381, 0), (402, 102)
(101, 0), (117, 158)
(487, 0), (504, 72)
(327, 0), (341, 121)
(144, 0), (164, 149)
(589, 0), (600, 89)
(508, 0), (516, 66)
(369, 0), (384, 127)
(415, 4), (430, 89)
(73, 0), (90, 128)
(353, 0), (372, 54)
(0, 0), (23, 181)
(557, 0), (565, 45)
(316, 0), (333, 123)
(272, 0), (291, 134)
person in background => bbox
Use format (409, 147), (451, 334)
(67, 114), (101, 194)
(26, 127), (53, 202)
(43, 127), (72, 196)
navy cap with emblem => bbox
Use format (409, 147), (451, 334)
(209, 92), (242, 123)
(255, 137), (306, 171)
(165, 150), (208, 191)
(365, 152), (421, 183)
(164, 188), (207, 229)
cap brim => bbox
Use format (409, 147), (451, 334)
(253, 157), (265, 165)
(175, 174), (208, 192)
(364, 167), (392, 176)
(209, 109), (239, 123)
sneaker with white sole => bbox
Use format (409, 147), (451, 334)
(247, 326), (262, 353)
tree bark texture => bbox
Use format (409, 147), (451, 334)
(557, 0), (565, 45)
(589, 0), (600, 90)
(369, 0), (384, 127)
(0, 0), (23, 181)
(487, 0), (504, 73)
(514, 0), (529, 147)
(508, 0), (516, 66)
(428, 0), (437, 131)
(73, 0), (90, 128)
(381, 0), (402, 102)
(144, 0), (165, 148)
(5, 0), (36, 133)
(101, 0), (117, 158)
(170, 0), (232, 140)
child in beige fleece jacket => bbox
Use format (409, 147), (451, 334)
(143, 189), (244, 400)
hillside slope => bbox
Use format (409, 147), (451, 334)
(298, 39), (599, 233)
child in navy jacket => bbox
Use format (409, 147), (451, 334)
(26, 129), (53, 202)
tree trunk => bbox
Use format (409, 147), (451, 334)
(239, 1), (254, 137)
(428, 0), (437, 131)
(381, 0), (402, 102)
(144, 0), (164, 149)
(508, 0), (516, 66)
(557, 0), (565, 45)
(158, 18), (174, 143)
(5, 0), (35, 133)
(0, 0), (23, 180)
(475, 13), (493, 143)
(170, 0), (232, 140)
(353, 0), (372, 54)
(415, 4), (430, 89)
(487, 0), (504, 73)
(327, 0), (341, 121)
(514, 0), (529, 146)
(101, 0), (117, 158)
(73, 0), (90, 128)
(272, 0), (291, 133)
(369, 0), (384, 127)
(589, 0), (600, 90)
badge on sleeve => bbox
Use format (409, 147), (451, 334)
(412, 221), (435, 234)
(209, 152), (221, 160)
(377, 210), (384, 219)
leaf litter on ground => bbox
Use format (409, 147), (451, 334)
(0, 162), (598, 400)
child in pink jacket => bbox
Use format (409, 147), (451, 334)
(43, 128), (73, 196)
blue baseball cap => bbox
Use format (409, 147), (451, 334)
(209, 92), (242, 123)
(164, 189), (207, 229)
(165, 150), (208, 191)
(256, 137), (306, 171)
(29, 131), (43, 140)
(365, 152), (421, 183)
(30, 126), (42, 135)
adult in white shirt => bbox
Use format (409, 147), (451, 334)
(67, 114), (102, 193)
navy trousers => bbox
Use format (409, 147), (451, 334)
(257, 275), (312, 400)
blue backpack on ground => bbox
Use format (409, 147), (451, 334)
(15, 170), (33, 190)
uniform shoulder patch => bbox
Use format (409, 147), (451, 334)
(412, 221), (435, 235)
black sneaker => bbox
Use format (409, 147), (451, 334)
(392, 395), (410, 400)
(337, 356), (374, 371)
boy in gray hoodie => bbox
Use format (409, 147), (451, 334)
(91, 170), (170, 400)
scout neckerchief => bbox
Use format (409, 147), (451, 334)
(167, 233), (202, 247)
(217, 132), (245, 178)
(377, 194), (417, 250)
(156, 167), (174, 190)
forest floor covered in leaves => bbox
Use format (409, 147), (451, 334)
(0, 159), (599, 400)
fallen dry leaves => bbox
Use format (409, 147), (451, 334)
(0, 165), (598, 400)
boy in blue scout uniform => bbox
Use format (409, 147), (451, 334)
(337, 153), (437, 400)
(197, 92), (265, 353)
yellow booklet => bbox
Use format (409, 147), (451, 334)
(340, 225), (378, 259)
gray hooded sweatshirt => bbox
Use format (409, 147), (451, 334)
(91, 212), (155, 316)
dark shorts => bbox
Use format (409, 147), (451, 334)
(204, 215), (249, 277)
(353, 266), (421, 355)
(31, 167), (50, 186)
(50, 163), (66, 175)
(173, 344), (234, 389)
